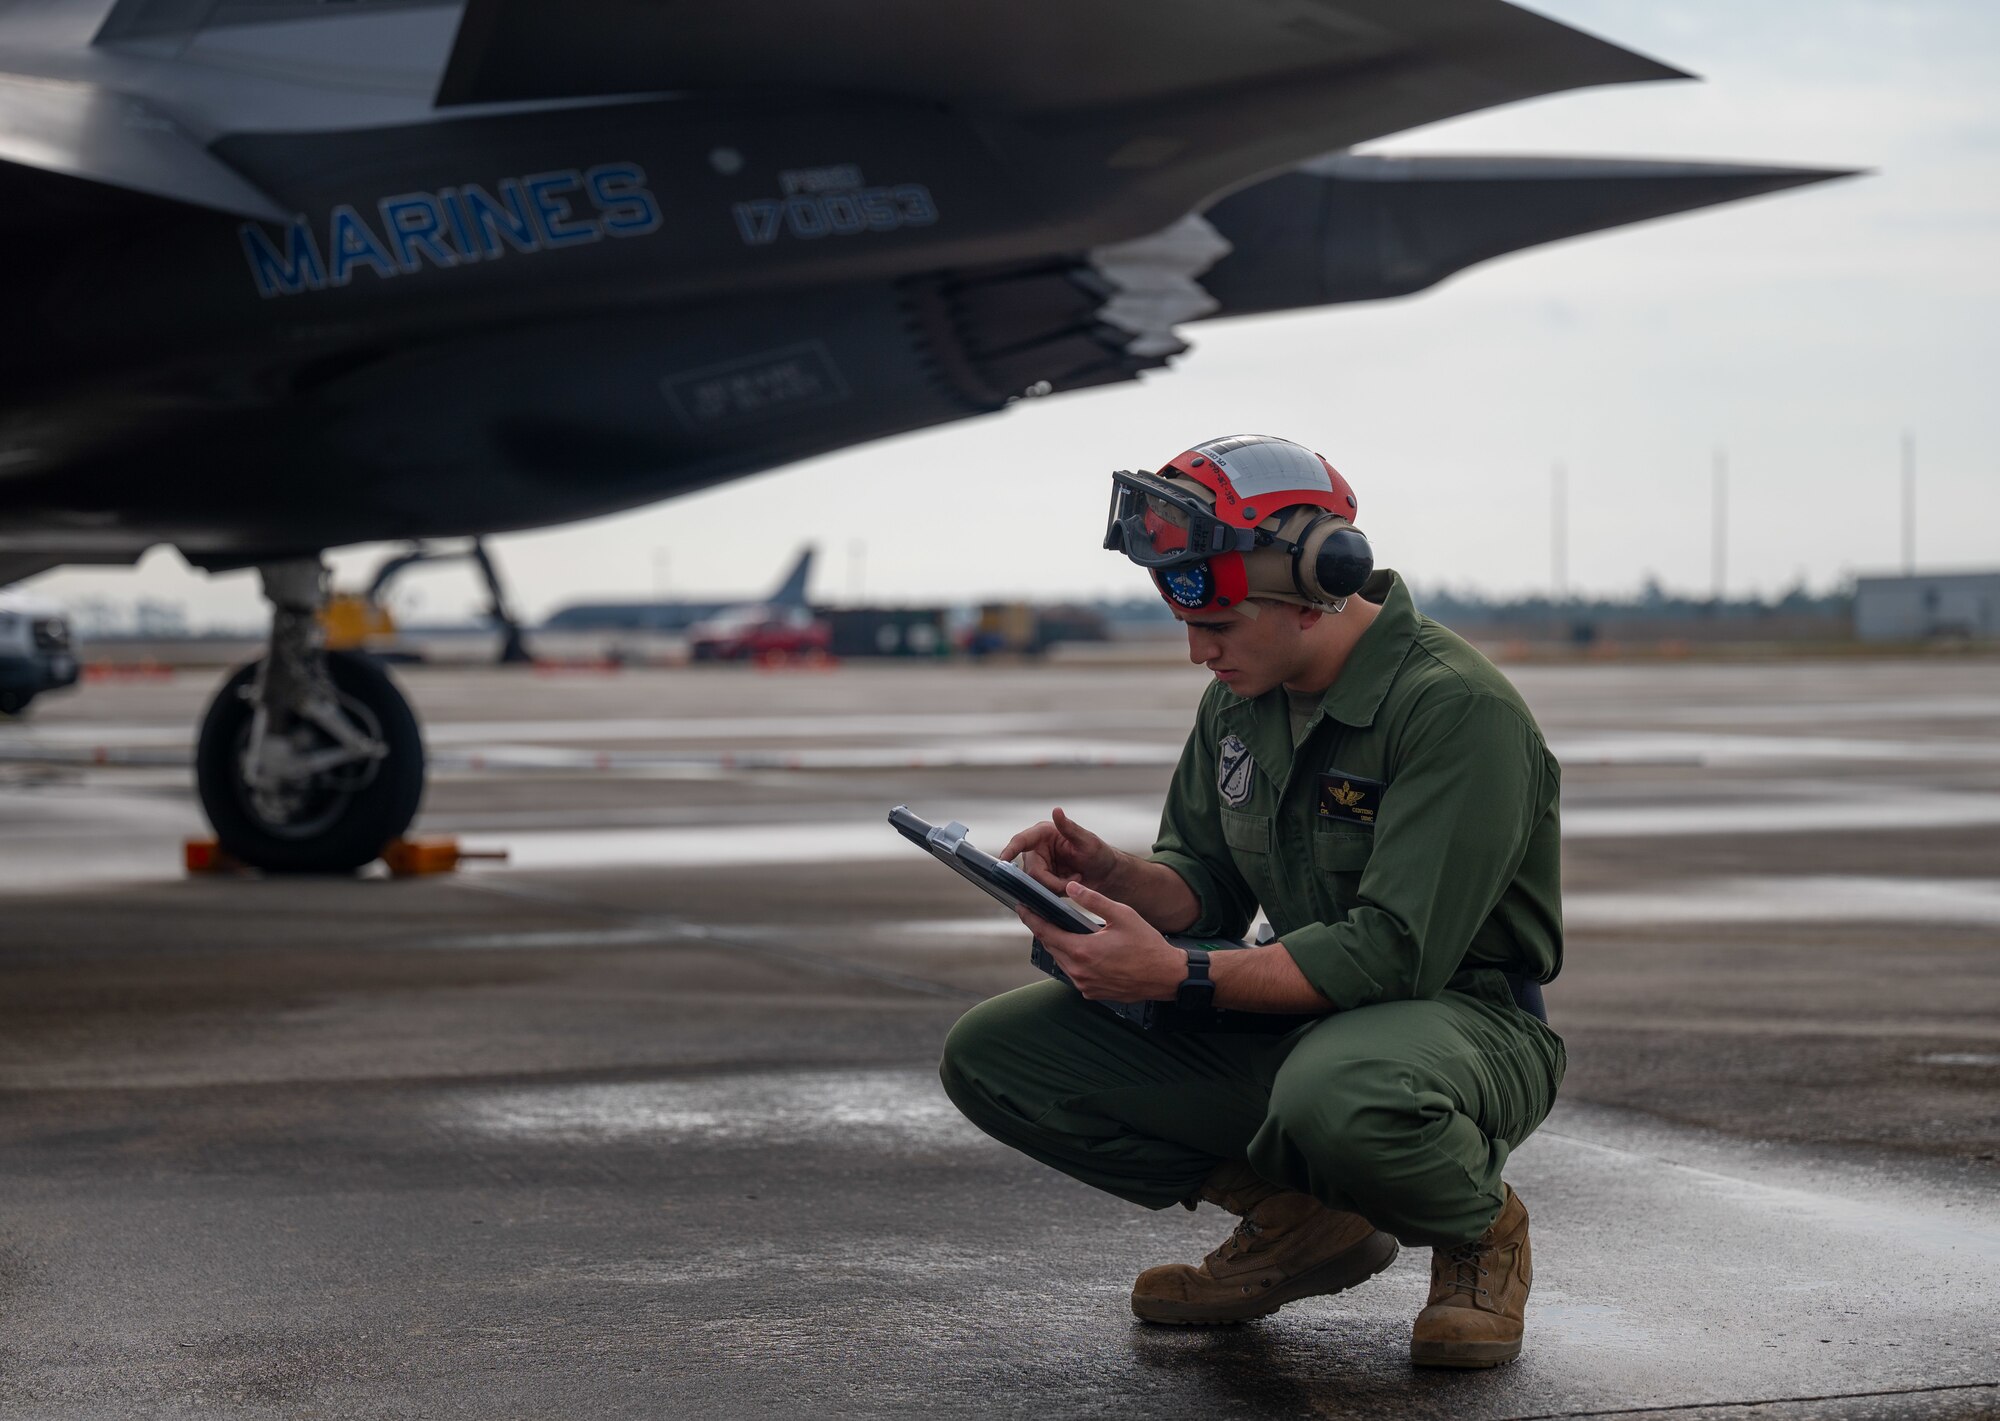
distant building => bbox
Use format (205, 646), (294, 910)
(823, 606), (950, 658)
(1853, 571), (2000, 642)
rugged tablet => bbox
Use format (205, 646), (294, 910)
(888, 805), (1102, 935)
(888, 806), (1319, 1035)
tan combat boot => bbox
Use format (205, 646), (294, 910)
(1410, 1184), (1532, 1368)
(1130, 1162), (1398, 1325)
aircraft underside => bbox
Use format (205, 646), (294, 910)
(0, 0), (1853, 868)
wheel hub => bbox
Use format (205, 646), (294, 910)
(236, 685), (388, 838)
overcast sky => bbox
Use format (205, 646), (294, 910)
(26, 0), (2000, 626)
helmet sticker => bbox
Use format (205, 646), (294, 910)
(1158, 562), (1213, 609)
(1194, 435), (1335, 501)
(1217, 734), (1255, 807)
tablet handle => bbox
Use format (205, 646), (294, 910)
(928, 821), (972, 852)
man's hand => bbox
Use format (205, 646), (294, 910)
(1001, 807), (1118, 895)
(1018, 881), (1186, 1003)
(1003, 806), (1204, 937)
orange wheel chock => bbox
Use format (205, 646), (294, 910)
(184, 838), (248, 875)
(381, 836), (510, 877)
(185, 836), (509, 877)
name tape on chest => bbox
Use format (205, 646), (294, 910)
(1317, 770), (1384, 827)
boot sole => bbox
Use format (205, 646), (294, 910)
(1409, 1336), (1522, 1369)
(1131, 1230), (1399, 1326)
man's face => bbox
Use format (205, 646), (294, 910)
(1171, 600), (1314, 697)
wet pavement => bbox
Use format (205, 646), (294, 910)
(0, 656), (1996, 1418)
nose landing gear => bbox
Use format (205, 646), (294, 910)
(195, 558), (425, 873)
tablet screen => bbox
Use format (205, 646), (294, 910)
(888, 806), (1101, 935)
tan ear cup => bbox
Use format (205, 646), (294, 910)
(1293, 515), (1373, 603)
(1236, 507), (1350, 611)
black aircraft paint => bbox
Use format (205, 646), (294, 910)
(0, 0), (1854, 587)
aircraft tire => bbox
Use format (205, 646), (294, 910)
(196, 651), (425, 873)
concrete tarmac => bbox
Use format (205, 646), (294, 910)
(0, 657), (1996, 1418)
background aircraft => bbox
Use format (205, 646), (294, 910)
(0, 0), (1849, 868)
(545, 546), (817, 636)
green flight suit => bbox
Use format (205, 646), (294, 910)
(939, 572), (1567, 1247)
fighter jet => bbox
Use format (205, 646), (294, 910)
(0, 0), (1851, 870)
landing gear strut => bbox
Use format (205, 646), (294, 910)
(195, 557), (425, 872)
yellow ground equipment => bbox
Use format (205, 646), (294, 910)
(319, 591), (399, 652)
(316, 538), (533, 663)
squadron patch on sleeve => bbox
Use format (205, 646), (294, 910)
(1317, 770), (1385, 826)
(1217, 734), (1255, 807)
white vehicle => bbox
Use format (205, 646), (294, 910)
(0, 592), (78, 715)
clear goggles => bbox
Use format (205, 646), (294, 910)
(1102, 470), (1265, 570)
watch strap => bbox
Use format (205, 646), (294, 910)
(1176, 947), (1215, 1010)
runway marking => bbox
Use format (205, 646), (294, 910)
(444, 789), (2000, 869)
(4, 722), (1994, 774)
(1564, 789), (2000, 838)
(1555, 730), (2000, 766)
(892, 917), (1033, 939)
(426, 925), (702, 951)
(428, 738), (1177, 772)
(1556, 1014), (2000, 1042)
(454, 798), (1163, 872)
(1664, 694), (2000, 725)
(0, 709), (1193, 749)
(424, 710), (1194, 742)
(0, 736), (1179, 773)
(4, 782), (2000, 898)
(1567, 876), (2000, 927)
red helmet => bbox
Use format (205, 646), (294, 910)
(1104, 434), (1371, 614)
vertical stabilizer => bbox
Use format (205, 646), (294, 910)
(770, 546), (815, 607)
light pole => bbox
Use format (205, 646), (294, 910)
(1901, 431), (1916, 576)
(1711, 448), (1727, 603)
(1551, 462), (1568, 601)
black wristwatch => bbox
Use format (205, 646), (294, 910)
(1175, 948), (1215, 1011)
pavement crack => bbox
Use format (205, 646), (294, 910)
(1499, 1380), (2000, 1421)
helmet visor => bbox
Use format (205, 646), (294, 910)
(1103, 470), (1257, 569)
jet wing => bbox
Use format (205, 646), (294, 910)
(895, 154), (1855, 407)
(0, 73), (285, 222)
(440, 0), (1686, 147)
(1197, 153), (1864, 314)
